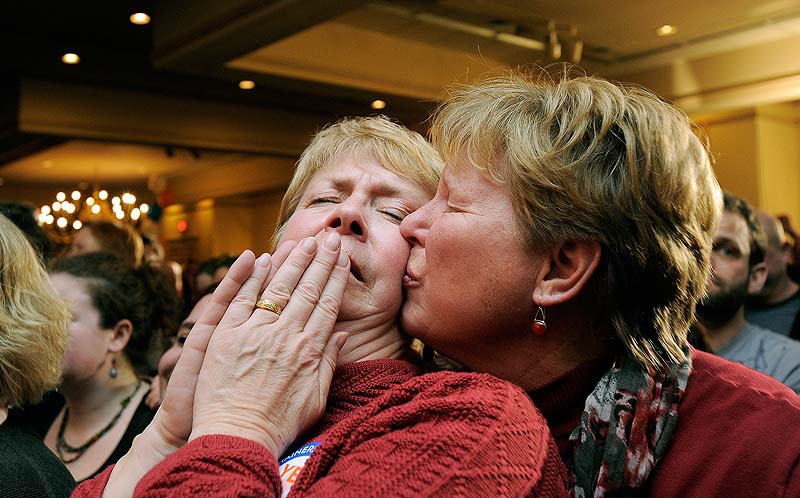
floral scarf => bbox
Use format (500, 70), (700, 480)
(569, 348), (692, 498)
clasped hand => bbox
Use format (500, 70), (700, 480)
(154, 232), (350, 458)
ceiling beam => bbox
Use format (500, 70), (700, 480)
(16, 78), (332, 155)
(153, 0), (368, 72)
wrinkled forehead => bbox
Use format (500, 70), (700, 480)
(305, 156), (432, 207)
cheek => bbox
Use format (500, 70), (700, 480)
(280, 212), (321, 242)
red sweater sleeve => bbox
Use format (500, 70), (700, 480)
(132, 435), (281, 498)
(71, 465), (114, 498)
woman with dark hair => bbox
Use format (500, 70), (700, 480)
(44, 252), (179, 482)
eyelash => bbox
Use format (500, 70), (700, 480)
(310, 197), (338, 205)
(310, 197), (406, 222)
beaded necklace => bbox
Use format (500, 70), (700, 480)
(56, 380), (142, 464)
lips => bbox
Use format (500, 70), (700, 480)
(349, 262), (364, 282)
(345, 252), (366, 283)
(404, 266), (421, 288)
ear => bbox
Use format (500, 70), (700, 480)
(747, 261), (768, 295)
(533, 239), (602, 307)
(108, 319), (134, 353)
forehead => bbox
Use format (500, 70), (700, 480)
(305, 154), (430, 205)
(716, 211), (751, 250)
(51, 273), (92, 305)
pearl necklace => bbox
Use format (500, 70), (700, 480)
(56, 380), (142, 464)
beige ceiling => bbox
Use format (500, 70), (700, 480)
(5, 0), (800, 197)
(1, 140), (244, 184)
(229, 0), (800, 103)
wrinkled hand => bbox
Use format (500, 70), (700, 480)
(102, 248), (293, 498)
(189, 232), (350, 457)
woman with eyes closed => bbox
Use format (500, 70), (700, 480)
(398, 71), (800, 498)
(73, 116), (570, 498)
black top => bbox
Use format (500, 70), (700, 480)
(88, 395), (155, 481)
(17, 387), (156, 482)
(0, 410), (75, 498)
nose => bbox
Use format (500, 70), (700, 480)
(325, 200), (368, 240)
(400, 201), (431, 247)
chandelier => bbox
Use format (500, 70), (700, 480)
(38, 188), (150, 244)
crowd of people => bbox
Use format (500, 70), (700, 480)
(1, 69), (799, 498)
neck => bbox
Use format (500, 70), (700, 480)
(446, 311), (613, 392)
(60, 356), (140, 424)
(762, 276), (799, 305)
(0, 405), (7, 426)
(698, 307), (746, 352)
(334, 314), (407, 364)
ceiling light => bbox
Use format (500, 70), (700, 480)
(91, 204), (101, 215)
(71, 190), (81, 201)
(56, 192), (66, 202)
(656, 24), (677, 36)
(238, 80), (255, 90)
(57, 217), (68, 228)
(61, 53), (80, 64)
(130, 12), (151, 25)
(98, 190), (108, 200)
(72, 220), (83, 230)
(371, 100), (386, 110)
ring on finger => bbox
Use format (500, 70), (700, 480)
(255, 298), (283, 316)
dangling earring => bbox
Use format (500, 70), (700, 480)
(531, 306), (547, 336)
(109, 357), (118, 378)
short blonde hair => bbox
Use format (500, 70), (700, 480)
(431, 69), (722, 369)
(0, 214), (69, 406)
(272, 116), (443, 248)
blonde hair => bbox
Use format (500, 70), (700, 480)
(272, 116), (443, 248)
(431, 68), (722, 369)
(0, 214), (69, 406)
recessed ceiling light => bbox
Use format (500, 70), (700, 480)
(656, 24), (677, 37)
(130, 12), (151, 25)
(239, 80), (256, 90)
(61, 53), (80, 64)
(371, 99), (386, 110)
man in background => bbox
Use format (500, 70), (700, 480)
(696, 192), (800, 393)
(746, 210), (800, 338)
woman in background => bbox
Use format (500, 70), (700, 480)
(0, 214), (75, 497)
(66, 220), (144, 267)
(44, 252), (179, 482)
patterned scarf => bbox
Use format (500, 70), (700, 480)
(569, 348), (692, 498)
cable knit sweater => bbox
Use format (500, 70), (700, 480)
(73, 359), (569, 498)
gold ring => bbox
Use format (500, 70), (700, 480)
(255, 299), (282, 316)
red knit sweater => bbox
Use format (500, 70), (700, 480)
(531, 349), (800, 498)
(73, 360), (569, 498)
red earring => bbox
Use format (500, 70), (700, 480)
(531, 306), (547, 336)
